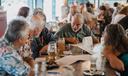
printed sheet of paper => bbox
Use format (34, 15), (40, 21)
(71, 36), (93, 54)
(55, 55), (91, 66)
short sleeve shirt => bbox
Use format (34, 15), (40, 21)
(0, 39), (30, 76)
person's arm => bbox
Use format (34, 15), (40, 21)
(103, 45), (125, 71)
(65, 37), (79, 44)
(39, 45), (48, 54)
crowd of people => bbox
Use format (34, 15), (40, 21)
(0, 1), (128, 76)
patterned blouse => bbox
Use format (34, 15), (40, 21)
(0, 39), (30, 76)
(18, 42), (32, 58)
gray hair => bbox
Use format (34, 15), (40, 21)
(33, 8), (46, 22)
(4, 19), (29, 43)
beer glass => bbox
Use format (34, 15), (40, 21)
(47, 41), (57, 64)
(57, 38), (65, 56)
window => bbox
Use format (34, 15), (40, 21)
(1, 0), (28, 22)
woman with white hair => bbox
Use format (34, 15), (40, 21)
(0, 19), (33, 76)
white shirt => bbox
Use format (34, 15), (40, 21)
(111, 14), (126, 24)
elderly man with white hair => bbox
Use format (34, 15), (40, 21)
(55, 13), (98, 44)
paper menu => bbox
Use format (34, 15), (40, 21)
(55, 55), (91, 66)
(71, 36), (93, 54)
(71, 43), (93, 54)
(82, 36), (93, 52)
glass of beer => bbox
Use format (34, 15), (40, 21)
(57, 38), (65, 56)
(47, 41), (57, 64)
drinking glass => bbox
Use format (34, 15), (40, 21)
(57, 38), (65, 56)
(47, 41), (57, 64)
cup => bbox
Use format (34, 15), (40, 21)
(57, 38), (65, 56)
(47, 41), (57, 64)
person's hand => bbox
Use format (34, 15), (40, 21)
(23, 57), (35, 69)
(65, 37), (79, 44)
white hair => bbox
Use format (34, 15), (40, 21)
(4, 18), (29, 43)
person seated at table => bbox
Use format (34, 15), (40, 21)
(103, 24), (128, 76)
(55, 13), (98, 44)
(30, 8), (55, 59)
(0, 19), (33, 76)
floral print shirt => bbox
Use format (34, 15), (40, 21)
(0, 39), (30, 76)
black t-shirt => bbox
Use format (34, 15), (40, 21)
(118, 16), (128, 30)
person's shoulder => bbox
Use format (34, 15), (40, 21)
(118, 15), (128, 23)
(59, 23), (71, 31)
(32, 37), (39, 42)
(125, 15), (128, 19)
(118, 52), (128, 66)
(82, 24), (90, 30)
(55, 23), (71, 36)
(118, 52), (128, 58)
(63, 23), (71, 27)
(0, 44), (15, 58)
(0, 39), (11, 51)
(41, 27), (49, 33)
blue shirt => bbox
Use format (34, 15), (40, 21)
(0, 39), (30, 76)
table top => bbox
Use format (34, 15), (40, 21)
(36, 45), (106, 76)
